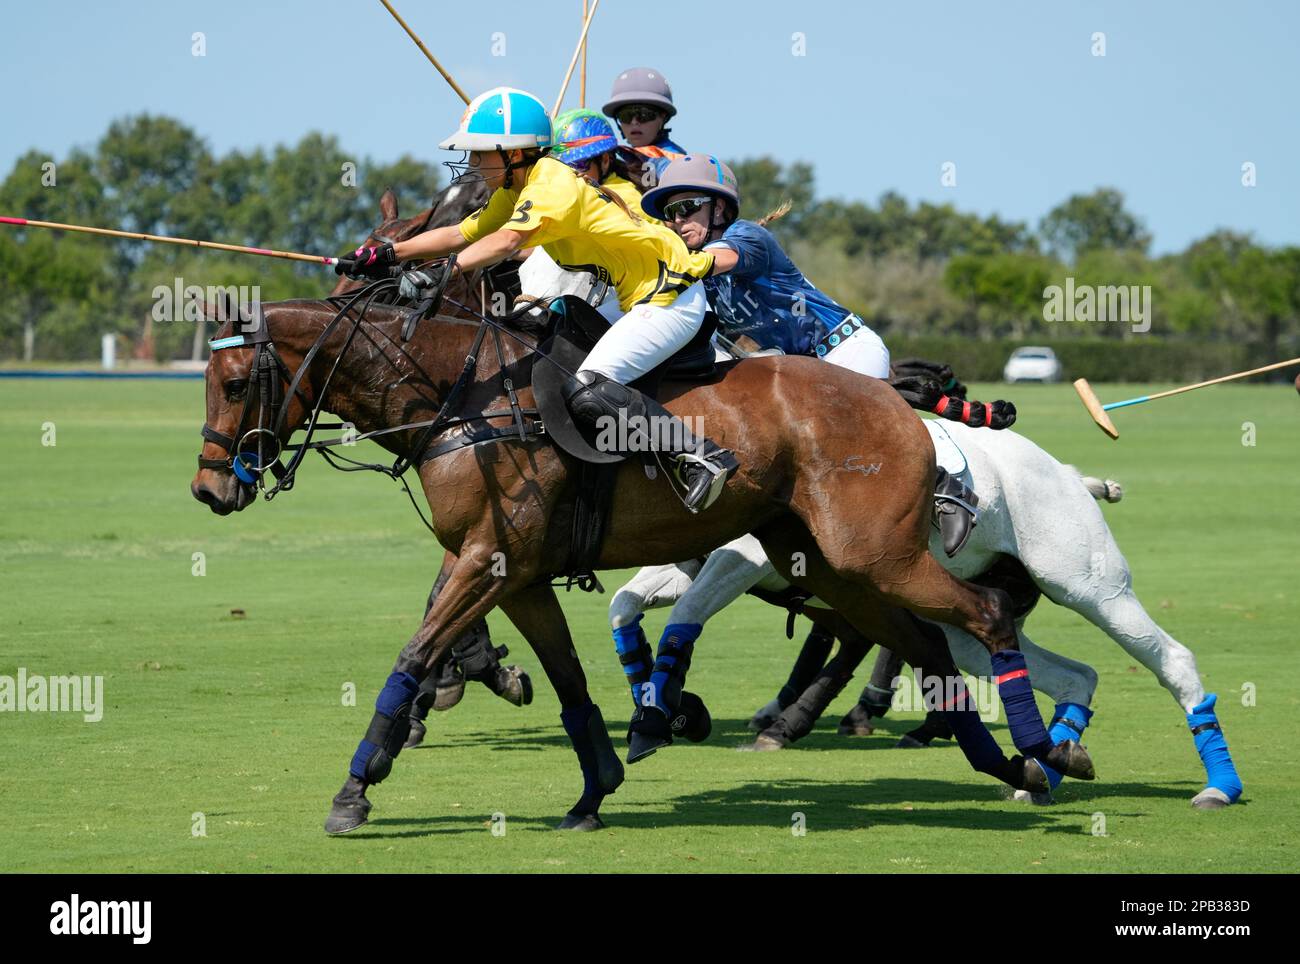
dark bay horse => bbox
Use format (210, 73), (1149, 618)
(191, 283), (1093, 834)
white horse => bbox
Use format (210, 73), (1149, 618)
(609, 419), (1244, 809)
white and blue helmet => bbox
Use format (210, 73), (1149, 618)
(439, 87), (553, 151)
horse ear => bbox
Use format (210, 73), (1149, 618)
(380, 188), (399, 221)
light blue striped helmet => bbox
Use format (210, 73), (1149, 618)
(439, 87), (553, 151)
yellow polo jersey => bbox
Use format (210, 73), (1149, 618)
(458, 157), (713, 310)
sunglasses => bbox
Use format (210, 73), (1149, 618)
(663, 196), (713, 221)
(616, 106), (662, 125)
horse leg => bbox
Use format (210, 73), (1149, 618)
(841, 646), (906, 737)
(1012, 485), (1241, 806)
(755, 519), (1050, 793)
(501, 583), (625, 830)
(750, 621), (838, 732)
(324, 546), (525, 835)
(608, 562), (701, 714)
(406, 552), (532, 749)
(628, 533), (777, 762)
(749, 609), (872, 749)
(788, 484), (1094, 780)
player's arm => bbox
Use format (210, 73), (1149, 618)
(453, 227), (537, 273)
(708, 246), (740, 274)
(392, 224), (471, 261)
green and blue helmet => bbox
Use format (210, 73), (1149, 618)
(551, 109), (619, 169)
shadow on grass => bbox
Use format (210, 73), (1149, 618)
(346, 776), (1203, 840)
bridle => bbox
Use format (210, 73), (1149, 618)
(196, 272), (559, 532)
(198, 280), (406, 498)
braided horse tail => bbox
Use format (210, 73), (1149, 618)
(888, 357), (1017, 430)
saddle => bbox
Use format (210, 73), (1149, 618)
(532, 295), (721, 466)
(529, 296), (722, 590)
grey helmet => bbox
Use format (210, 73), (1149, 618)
(603, 67), (677, 119)
(640, 154), (740, 220)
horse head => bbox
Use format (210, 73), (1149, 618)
(190, 302), (326, 515)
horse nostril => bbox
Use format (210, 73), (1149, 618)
(193, 485), (219, 507)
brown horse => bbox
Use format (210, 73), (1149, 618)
(191, 284), (1092, 834)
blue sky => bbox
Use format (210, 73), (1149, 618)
(2, 0), (1296, 254)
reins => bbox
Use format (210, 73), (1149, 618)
(201, 272), (565, 536)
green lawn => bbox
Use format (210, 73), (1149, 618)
(0, 377), (1296, 872)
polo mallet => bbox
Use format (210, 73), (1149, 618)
(553, 0), (601, 115)
(0, 216), (339, 265)
(1074, 356), (1300, 439)
(377, 0), (471, 105)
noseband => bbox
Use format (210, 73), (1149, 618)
(198, 305), (306, 489)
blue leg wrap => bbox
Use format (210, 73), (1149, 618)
(1049, 702), (1093, 745)
(349, 671), (420, 783)
(990, 650), (1051, 758)
(643, 622), (702, 714)
(1187, 694), (1243, 802)
(612, 614), (653, 707)
(1038, 702), (1094, 791)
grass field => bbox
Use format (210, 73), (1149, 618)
(1, 377), (1297, 873)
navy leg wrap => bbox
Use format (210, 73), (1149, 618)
(643, 622), (701, 715)
(990, 650), (1052, 758)
(1188, 694), (1243, 802)
(612, 614), (654, 707)
(349, 671), (420, 783)
(944, 706), (1008, 776)
(561, 701), (624, 807)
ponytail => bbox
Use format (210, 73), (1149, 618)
(757, 199), (793, 227)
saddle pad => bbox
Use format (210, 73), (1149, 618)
(924, 419), (969, 477)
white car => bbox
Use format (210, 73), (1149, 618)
(1003, 346), (1062, 383)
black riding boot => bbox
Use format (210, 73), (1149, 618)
(564, 371), (738, 513)
(934, 466), (979, 557)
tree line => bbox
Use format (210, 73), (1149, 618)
(2, 114), (1297, 368)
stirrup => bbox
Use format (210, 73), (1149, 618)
(673, 450), (737, 513)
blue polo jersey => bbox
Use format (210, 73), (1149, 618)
(702, 220), (856, 356)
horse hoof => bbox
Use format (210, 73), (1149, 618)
(738, 733), (785, 752)
(433, 680), (465, 712)
(627, 731), (667, 764)
(495, 666), (533, 707)
(402, 717), (427, 750)
(1192, 788), (1232, 810)
(839, 721), (875, 736)
(1046, 739), (1096, 781)
(627, 708), (672, 763)
(895, 734), (928, 749)
(557, 812), (605, 831)
(1021, 757), (1050, 794)
(324, 798), (372, 835)
(674, 691), (712, 743)
(1013, 788), (1054, 806)
(749, 697), (782, 732)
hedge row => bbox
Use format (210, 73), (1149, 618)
(883, 336), (1276, 383)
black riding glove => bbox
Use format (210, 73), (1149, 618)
(398, 261), (452, 301)
(334, 242), (397, 279)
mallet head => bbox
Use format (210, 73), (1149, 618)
(1073, 378), (1119, 439)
